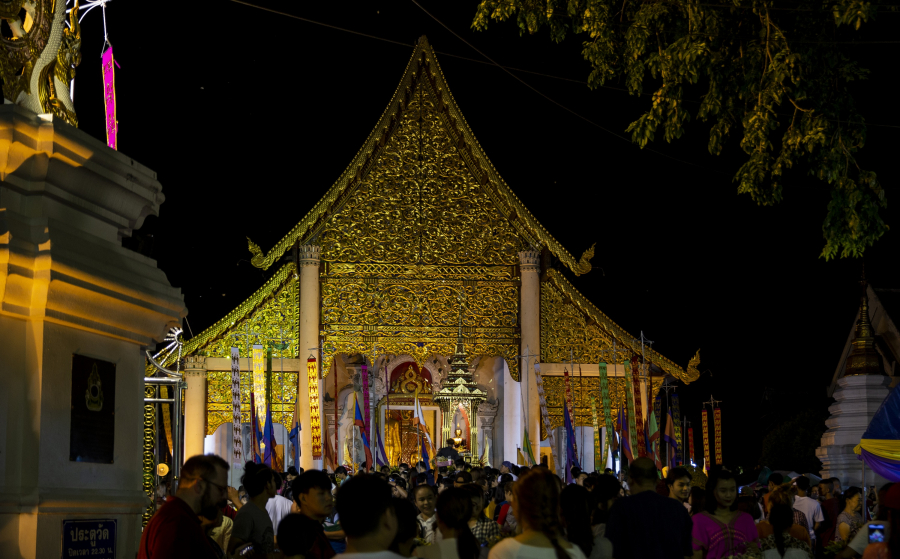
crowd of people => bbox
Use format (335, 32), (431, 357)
(138, 453), (900, 559)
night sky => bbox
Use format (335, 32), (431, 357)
(70, 1), (900, 471)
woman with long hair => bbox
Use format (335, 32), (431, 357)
(415, 487), (480, 559)
(691, 469), (759, 559)
(836, 487), (864, 544)
(488, 469), (587, 559)
(560, 485), (612, 559)
(755, 486), (812, 558)
(229, 461), (277, 558)
(463, 483), (501, 547)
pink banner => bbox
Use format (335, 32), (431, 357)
(102, 46), (117, 150)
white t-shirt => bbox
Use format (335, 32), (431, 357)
(265, 495), (293, 532)
(336, 552), (407, 559)
(488, 538), (587, 559)
(792, 496), (824, 540)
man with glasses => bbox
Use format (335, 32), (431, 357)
(139, 454), (230, 559)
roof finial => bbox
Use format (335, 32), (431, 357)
(845, 265), (883, 376)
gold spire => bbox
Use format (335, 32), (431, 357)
(845, 268), (884, 376)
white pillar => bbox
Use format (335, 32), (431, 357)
(298, 244), (321, 470)
(183, 356), (208, 460)
(502, 360), (522, 463)
(519, 250), (541, 464)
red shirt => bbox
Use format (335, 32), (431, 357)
(138, 496), (219, 559)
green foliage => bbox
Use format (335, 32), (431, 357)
(759, 408), (826, 473)
(472, 0), (892, 259)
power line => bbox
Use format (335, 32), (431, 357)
(227, 0), (900, 131)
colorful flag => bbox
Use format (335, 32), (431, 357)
(648, 410), (662, 470)
(361, 364), (371, 435)
(688, 427), (695, 464)
(564, 401), (581, 483)
(623, 360), (638, 460)
(413, 390), (435, 458)
(288, 394), (302, 470)
(631, 360), (647, 458)
(591, 396), (603, 470)
(618, 401), (633, 463)
(702, 409), (710, 472)
(523, 426), (538, 467)
(230, 347), (243, 469)
(599, 362), (614, 471)
(249, 392), (262, 464)
(714, 408), (723, 465)
(672, 393), (683, 465)
(534, 363), (558, 473)
(563, 368), (578, 459)
(663, 407), (678, 469)
(353, 395), (374, 469)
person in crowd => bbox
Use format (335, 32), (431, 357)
(390, 475), (410, 499)
(570, 468), (585, 486)
(691, 468), (758, 559)
(455, 471), (473, 488)
(560, 484), (611, 559)
(463, 482), (501, 547)
(606, 458), (693, 559)
(494, 481), (512, 524)
(488, 469), (587, 559)
(500, 482), (518, 535)
(390, 497), (423, 557)
(755, 486), (812, 559)
(229, 461), (278, 557)
(583, 476), (598, 493)
(438, 439), (462, 462)
(836, 487), (865, 544)
(282, 467), (300, 501)
(860, 483), (900, 559)
(265, 472), (294, 534)
(590, 474), (621, 539)
(835, 483), (894, 558)
(817, 478), (840, 550)
(764, 473), (785, 518)
(666, 468), (692, 510)
(335, 466), (350, 487)
(689, 486), (706, 517)
(139, 454), (230, 559)
(834, 479), (843, 497)
(499, 461), (519, 482)
(416, 487), (480, 559)
(792, 476), (824, 547)
(439, 476), (454, 495)
(199, 508), (228, 558)
(333, 475), (404, 559)
(415, 484), (440, 545)
(291, 470), (338, 559)
(278, 513), (328, 559)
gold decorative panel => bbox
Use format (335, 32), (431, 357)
(182, 264), (299, 361)
(319, 74), (525, 267)
(206, 370), (300, 436)
(540, 270), (691, 383)
(540, 375), (663, 435)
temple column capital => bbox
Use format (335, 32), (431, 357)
(298, 244), (322, 267)
(518, 250), (541, 274)
(183, 356), (208, 459)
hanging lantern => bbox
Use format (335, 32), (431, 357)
(308, 357), (321, 458)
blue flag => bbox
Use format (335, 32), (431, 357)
(263, 404), (276, 467)
(288, 397), (301, 469)
(249, 392), (262, 464)
(564, 402), (581, 483)
(354, 396), (374, 469)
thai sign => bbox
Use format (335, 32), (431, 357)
(61, 519), (116, 558)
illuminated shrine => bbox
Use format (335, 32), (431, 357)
(163, 37), (700, 484)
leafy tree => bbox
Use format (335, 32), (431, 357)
(759, 407), (827, 473)
(472, 0), (892, 259)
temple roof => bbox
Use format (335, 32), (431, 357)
(246, 36), (594, 276)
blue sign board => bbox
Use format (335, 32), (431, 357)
(62, 519), (116, 558)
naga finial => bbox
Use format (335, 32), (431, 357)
(572, 243), (596, 276)
(686, 349), (701, 382)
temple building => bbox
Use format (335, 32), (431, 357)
(169, 37), (700, 481)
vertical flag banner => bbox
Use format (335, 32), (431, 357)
(412, 389), (435, 459)
(590, 396), (602, 469)
(361, 364), (370, 435)
(663, 407), (678, 469)
(648, 410), (662, 470)
(230, 347), (242, 468)
(534, 363), (558, 473)
(563, 401), (581, 482)
(307, 357), (322, 458)
(688, 427), (695, 464)
(562, 368), (578, 459)
(619, 406), (633, 463)
(599, 362), (614, 470)
(101, 46), (117, 150)
(653, 395), (663, 463)
(250, 345), (268, 462)
(714, 408), (723, 465)
(249, 392), (262, 464)
(630, 360), (647, 457)
(289, 389), (301, 469)
(353, 396), (373, 468)
(701, 409), (710, 471)
(623, 360), (638, 461)
(672, 393), (683, 465)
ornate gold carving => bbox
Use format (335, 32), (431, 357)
(686, 349), (701, 383)
(176, 263), (299, 363)
(41, 0), (80, 126)
(391, 365), (431, 394)
(572, 243), (595, 276)
(0, 0), (54, 103)
(206, 370), (299, 436)
(540, 375), (663, 434)
(325, 262), (514, 280)
(244, 37), (590, 277)
(540, 269), (690, 383)
(142, 384), (156, 527)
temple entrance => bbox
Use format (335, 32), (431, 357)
(378, 362), (440, 466)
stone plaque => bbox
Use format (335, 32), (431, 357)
(69, 355), (116, 463)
